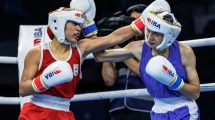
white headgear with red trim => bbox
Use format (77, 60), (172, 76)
(144, 10), (181, 51)
(48, 8), (85, 44)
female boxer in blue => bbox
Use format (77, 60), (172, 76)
(94, 6), (200, 120)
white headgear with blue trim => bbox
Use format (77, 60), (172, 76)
(48, 8), (85, 45)
(144, 10), (181, 51)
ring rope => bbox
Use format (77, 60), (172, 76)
(0, 83), (214, 105)
(0, 56), (17, 64)
(0, 37), (215, 64)
(181, 37), (215, 47)
(0, 37), (214, 104)
(0, 97), (20, 105)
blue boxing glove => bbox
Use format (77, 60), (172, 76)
(146, 56), (184, 91)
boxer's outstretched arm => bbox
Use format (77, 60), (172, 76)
(79, 25), (136, 58)
(94, 40), (143, 62)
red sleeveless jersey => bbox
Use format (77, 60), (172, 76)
(36, 42), (81, 99)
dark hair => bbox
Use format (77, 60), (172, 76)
(163, 14), (173, 23)
(154, 11), (174, 23)
(126, 4), (147, 15)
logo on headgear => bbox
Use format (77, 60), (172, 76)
(74, 12), (83, 18)
(162, 65), (174, 77)
(147, 17), (160, 29)
(168, 28), (175, 37)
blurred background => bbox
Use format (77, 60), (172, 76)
(0, 0), (215, 119)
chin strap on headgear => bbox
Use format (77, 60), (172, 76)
(144, 10), (181, 51)
(48, 7), (85, 45)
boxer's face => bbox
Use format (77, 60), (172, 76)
(145, 28), (164, 49)
(64, 21), (81, 44)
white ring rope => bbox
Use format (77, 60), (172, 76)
(71, 83), (215, 102)
(0, 37), (214, 105)
(0, 97), (20, 105)
(0, 83), (215, 105)
(0, 56), (17, 64)
(181, 37), (215, 47)
(0, 37), (215, 64)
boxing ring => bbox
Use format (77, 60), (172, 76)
(0, 25), (215, 107)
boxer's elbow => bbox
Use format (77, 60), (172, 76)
(94, 52), (105, 62)
(19, 88), (27, 97)
(192, 91), (200, 100)
(104, 80), (115, 87)
(188, 89), (200, 100)
(192, 85), (200, 100)
(19, 84), (34, 97)
(94, 55), (103, 62)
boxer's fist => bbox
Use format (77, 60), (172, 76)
(70, 0), (96, 21)
(32, 61), (73, 92)
(146, 56), (184, 91)
(70, 0), (97, 37)
(130, 0), (171, 34)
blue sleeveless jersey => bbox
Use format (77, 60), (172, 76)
(139, 41), (188, 98)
